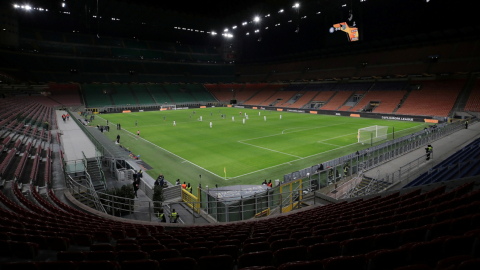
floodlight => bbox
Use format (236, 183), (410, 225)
(255, 29), (259, 33)
(278, 9), (284, 13)
(246, 32), (249, 35)
(265, 27), (268, 29)
(13, 4), (19, 8)
(232, 25), (237, 29)
(242, 22), (247, 25)
(62, 3), (65, 7)
(25, 5), (32, 10)
(293, 3), (300, 8)
(254, 16), (260, 22)
(317, 11), (321, 14)
(224, 28), (228, 32)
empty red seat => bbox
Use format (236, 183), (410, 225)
(242, 242), (270, 254)
(409, 239), (445, 267)
(192, 241), (215, 250)
(198, 254), (233, 270)
(244, 237), (267, 245)
(77, 261), (121, 270)
(93, 231), (112, 243)
(457, 258), (480, 270)
(167, 242), (192, 251)
(181, 247), (209, 261)
(211, 245), (240, 261)
(443, 235), (476, 256)
(1, 262), (38, 270)
(437, 255), (474, 270)
(140, 243), (165, 253)
(37, 261), (77, 270)
(322, 254), (366, 270)
(116, 244), (140, 251)
(277, 260), (323, 270)
(238, 251), (273, 269)
(374, 231), (402, 249)
(121, 260), (159, 270)
(368, 247), (409, 270)
(150, 249), (180, 262)
(270, 239), (297, 252)
(117, 250), (148, 262)
(57, 251), (86, 261)
(90, 244), (115, 252)
(159, 257), (196, 270)
(273, 246), (307, 267)
(86, 251), (117, 261)
(307, 242), (341, 260)
(297, 235), (323, 247)
(341, 236), (374, 256)
(73, 233), (94, 247)
(46, 237), (70, 251)
(111, 230), (126, 240)
(11, 241), (38, 259)
(267, 234), (289, 243)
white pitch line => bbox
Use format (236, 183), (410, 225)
(317, 132), (358, 143)
(97, 115), (224, 179)
(238, 141), (301, 158)
(242, 122), (347, 143)
(227, 123), (427, 180)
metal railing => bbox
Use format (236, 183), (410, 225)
(64, 174), (319, 223)
(383, 152), (433, 185)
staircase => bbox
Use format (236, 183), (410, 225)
(109, 94), (115, 106)
(393, 89), (412, 114)
(128, 86), (141, 105)
(317, 91), (339, 109)
(70, 175), (96, 208)
(145, 85), (158, 104)
(348, 176), (390, 197)
(449, 74), (477, 116)
(86, 158), (106, 192)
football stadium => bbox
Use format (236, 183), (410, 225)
(1, 0), (480, 269)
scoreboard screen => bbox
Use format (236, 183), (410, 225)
(330, 22), (359, 42)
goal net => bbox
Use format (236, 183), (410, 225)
(358, 125), (388, 144)
(160, 104), (176, 111)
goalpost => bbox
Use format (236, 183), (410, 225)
(358, 125), (388, 144)
(160, 104), (176, 111)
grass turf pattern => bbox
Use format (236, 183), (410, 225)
(90, 108), (426, 192)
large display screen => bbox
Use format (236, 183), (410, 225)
(330, 22), (359, 42)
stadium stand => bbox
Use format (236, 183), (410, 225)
(289, 92), (320, 109)
(186, 84), (217, 102)
(321, 91), (354, 111)
(464, 79), (480, 112)
(1, 176), (479, 269)
(349, 82), (408, 113)
(396, 80), (465, 117)
(144, 85), (173, 104)
(206, 84), (240, 102)
(82, 84), (113, 107)
(163, 85), (196, 103)
(260, 91), (297, 107)
(130, 85), (155, 105)
(46, 84), (83, 106)
(244, 85), (288, 106)
(236, 84), (266, 103)
(404, 139), (480, 188)
(112, 85), (137, 106)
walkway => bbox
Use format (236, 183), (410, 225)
(364, 122), (480, 189)
(56, 110), (96, 161)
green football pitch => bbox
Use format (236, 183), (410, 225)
(89, 108), (427, 193)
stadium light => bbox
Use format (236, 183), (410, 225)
(232, 25), (237, 29)
(265, 14), (270, 17)
(293, 3), (300, 8)
(316, 11), (321, 14)
(25, 5), (32, 10)
(242, 22), (247, 25)
(254, 16), (260, 23)
(224, 28), (228, 32)
(62, 3), (65, 7)
(278, 9), (284, 13)
(265, 27), (268, 29)
(13, 4), (19, 8)
(246, 32), (249, 35)
(254, 29), (259, 33)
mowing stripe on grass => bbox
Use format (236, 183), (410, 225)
(97, 115), (224, 179)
